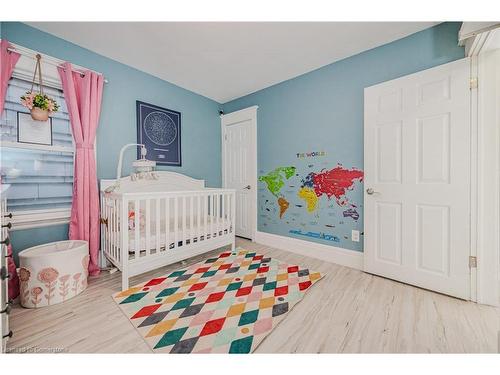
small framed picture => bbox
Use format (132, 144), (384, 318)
(136, 101), (181, 166)
(17, 112), (53, 146)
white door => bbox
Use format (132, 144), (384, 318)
(221, 106), (257, 240)
(364, 58), (471, 299)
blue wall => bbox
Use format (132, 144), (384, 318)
(223, 22), (464, 252)
(9, 225), (69, 264)
(1, 22), (223, 257)
(3, 22), (465, 257)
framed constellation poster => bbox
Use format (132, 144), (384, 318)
(136, 101), (182, 166)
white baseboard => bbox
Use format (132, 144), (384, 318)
(254, 231), (363, 270)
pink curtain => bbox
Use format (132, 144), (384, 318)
(1, 39), (21, 118)
(7, 244), (19, 300)
(58, 62), (104, 276)
(0, 40), (21, 299)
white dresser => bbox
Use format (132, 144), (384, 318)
(1, 184), (12, 353)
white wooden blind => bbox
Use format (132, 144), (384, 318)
(0, 77), (74, 212)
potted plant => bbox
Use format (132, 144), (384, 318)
(20, 53), (59, 121)
(21, 91), (59, 121)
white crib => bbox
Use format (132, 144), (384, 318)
(100, 171), (236, 290)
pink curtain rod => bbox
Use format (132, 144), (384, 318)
(7, 47), (109, 83)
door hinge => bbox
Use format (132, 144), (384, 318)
(469, 256), (477, 268)
(470, 77), (478, 90)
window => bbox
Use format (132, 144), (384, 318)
(0, 77), (74, 229)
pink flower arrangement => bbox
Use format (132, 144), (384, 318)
(20, 91), (59, 113)
(20, 92), (35, 110)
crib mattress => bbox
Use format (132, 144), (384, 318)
(105, 217), (232, 256)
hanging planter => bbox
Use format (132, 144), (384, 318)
(20, 54), (59, 121)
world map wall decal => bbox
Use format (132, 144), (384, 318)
(258, 154), (364, 248)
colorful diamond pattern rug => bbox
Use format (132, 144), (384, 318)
(112, 248), (323, 353)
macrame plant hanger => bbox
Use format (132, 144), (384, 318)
(29, 54), (49, 121)
(31, 54), (44, 96)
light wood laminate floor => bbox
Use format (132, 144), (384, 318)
(7, 238), (500, 353)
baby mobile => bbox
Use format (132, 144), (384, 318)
(20, 53), (59, 121)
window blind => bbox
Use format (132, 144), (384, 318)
(0, 78), (74, 212)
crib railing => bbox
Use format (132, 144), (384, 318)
(100, 189), (236, 289)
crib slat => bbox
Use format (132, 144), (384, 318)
(197, 194), (201, 243)
(101, 195), (105, 257)
(189, 195), (194, 245)
(112, 197), (117, 261)
(221, 192), (225, 237)
(116, 198), (120, 261)
(106, 196), (111, 260)
(216, 193), (220, 237)
(134, 199), (140, 259)
(121, 198), (129, 289)
(203, 194), (208, 241)
(102, 195), (107, 259)
(145, 199), (151, 256)
(108, 197), (112, 258)
(216, 193), (219, 238)
(182, 196), (187, 246)
(231, 192), (236, 235)
(105, 196), (109, 259)
(224, 193), (228, 236)
(165, 197), (170, 251)
(174, 196), (178, 249)
(113, 199), (119, 262)
(156, 198), (161, 254)
(112, 197), (116, 260)
(107, 196), (112, 260)
(225, 193), (229, 236)
(229, 193), (233, 234)
(117, 198), (120, 259)
(211, 194), (215, 239)
(101, 195), (106, 261)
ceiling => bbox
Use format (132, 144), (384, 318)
(28, 22), (439, 103)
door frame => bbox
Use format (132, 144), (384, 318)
(469, 30), (500, 306)
(221, 105), (258, 241)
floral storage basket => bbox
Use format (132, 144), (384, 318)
(18, 241), (89, 309)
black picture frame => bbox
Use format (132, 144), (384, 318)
(16, 111), (53, 146)
(136, 101), (182, 166)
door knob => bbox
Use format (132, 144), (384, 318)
(244, 185), (251, 190)
(366, 188), (379, 195)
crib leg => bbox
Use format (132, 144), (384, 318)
(231, 238), (236, 252)
(122, 270), (129, 291)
